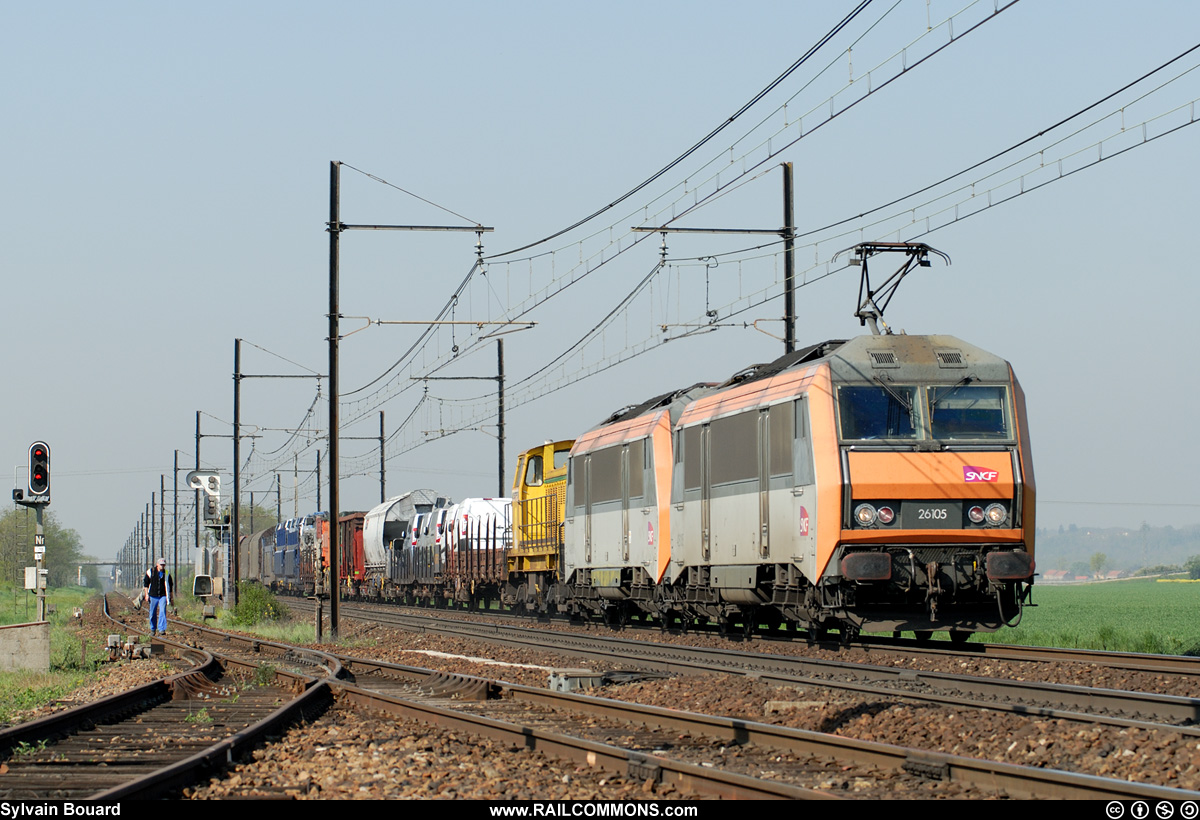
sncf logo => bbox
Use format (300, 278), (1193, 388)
(963, 466), (999, 482)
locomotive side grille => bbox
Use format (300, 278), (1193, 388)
(869, 351), (898, 368)
(935, 349), (965, 367)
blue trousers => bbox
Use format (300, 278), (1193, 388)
(148, 596), (168, 633)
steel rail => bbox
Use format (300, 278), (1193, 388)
(322, 590), (1200, 679)
(0, 648), (217, 759)
(111, 591), (345, 680)
(334, 680), (832, 800)
(331, 654), (1200, 800)
(843, 634), (1200, 677)
(0, 595), (337, 800)
(116, 600), (1200, 801)
(93, 681), (334, 800)
(290, 599), (1200, 729)
(117, 603), (832, 799)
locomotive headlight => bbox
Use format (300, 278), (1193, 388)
(968, 506), (985, 524)
(985, 503), (1008, 526)
(854, 504), (877, 526)
(876, 506), (895, 525)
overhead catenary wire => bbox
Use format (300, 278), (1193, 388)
(203, 0), (1187, 494)
(367, 1), (1027, 424)
(485, 1), (877, 259)
(332, 1), (996, 432)
(792, 39), (1200, 243)
(419, 68), (1200, 429)
(341, 162), (484, 227)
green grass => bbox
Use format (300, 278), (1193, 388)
(0, 670), (90, 724)
(214, 613), (324, 645)
(178, 583), (372, 648)
(230, 581), (288, 626)
(0, 585), (94, 628)
(968, 576), (1200, 654)
(0, 583), (113, 724)
(184, 706), (212, 724)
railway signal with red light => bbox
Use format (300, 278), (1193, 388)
(28, 441), (50, 499)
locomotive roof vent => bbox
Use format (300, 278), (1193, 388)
(935, 349), (966, 368)
(868, 350), (899, 368)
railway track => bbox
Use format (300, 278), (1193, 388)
(105, 598), (825, 799)
(288, 598), (1200, 731)
(332, 655), (1199, 800)
(841, 635), (1200, 678)
(338, 595), (1200, 680)
(114, 602), (1200, 800)
(0, 643), (331, 800)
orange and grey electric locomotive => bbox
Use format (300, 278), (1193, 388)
(558, 331), (1034, 639)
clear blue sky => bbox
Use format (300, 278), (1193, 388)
(4, 1), (1199, 565)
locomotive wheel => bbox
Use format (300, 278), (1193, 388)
(913, 630), (934, 642)
(604, 606), (626, 631)
(949, 630), (969, 645)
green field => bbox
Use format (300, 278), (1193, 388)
(972, 576), (1200, 655)
(0, 584), (114, 724)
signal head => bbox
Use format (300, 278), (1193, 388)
(27, 441), (50, 499)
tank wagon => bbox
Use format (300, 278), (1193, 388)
(360, 489), (450, 602)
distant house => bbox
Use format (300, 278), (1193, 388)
(1042, 569), (1069, 582)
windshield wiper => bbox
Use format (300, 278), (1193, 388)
(929, 376), (974, 416)
(873, 376), (913, 418)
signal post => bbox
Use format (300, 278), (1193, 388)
(12, 442), (51, 622)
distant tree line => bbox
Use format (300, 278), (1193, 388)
(1187, 555), (1200, 580)
(0, 507), (98, 588)
(1037, 523), (1200, 573)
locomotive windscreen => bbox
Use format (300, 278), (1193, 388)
(838, 385), (918, 440)
(928, 384), (1010, 439)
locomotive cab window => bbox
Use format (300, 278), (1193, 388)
(838, 385), (919, 440)
(928, 384), (1011, 440)
(524, 455), (544, 487)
